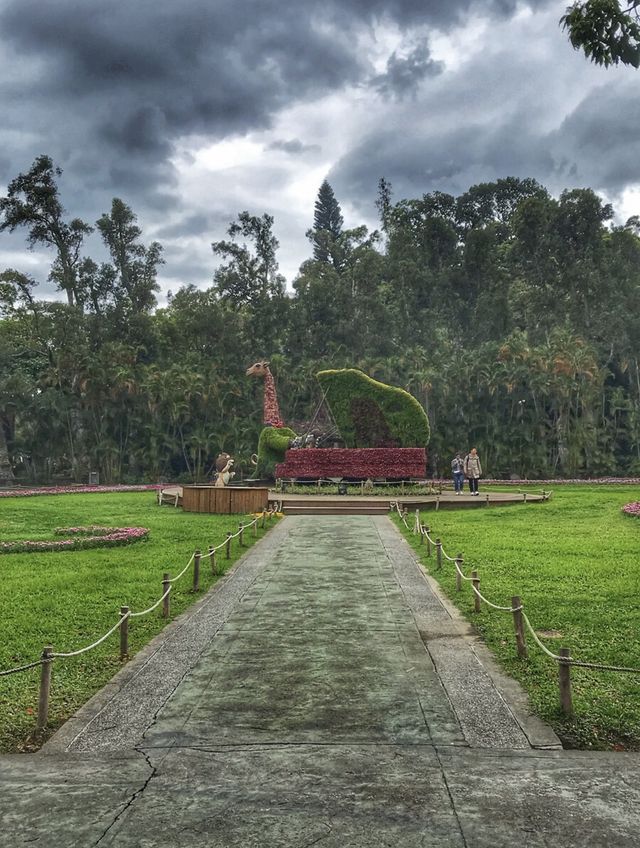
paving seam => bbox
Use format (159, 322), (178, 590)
(43, 517), (293, 754)
(372, 516), (561, 750)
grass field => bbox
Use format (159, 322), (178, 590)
(397, 484), (640, 750)
(0, 491), (274, 753)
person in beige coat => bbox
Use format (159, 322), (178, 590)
(464, 447), (482, 495)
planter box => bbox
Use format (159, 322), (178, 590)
(182, 486), (269, 514)
(276, 447), (426, 480)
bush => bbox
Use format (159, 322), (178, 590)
(316, 368), (430, 448)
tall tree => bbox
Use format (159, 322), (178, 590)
(307, 181), (344, 267)
(96, 198), (162, 313)
(0, 156), (93, 307)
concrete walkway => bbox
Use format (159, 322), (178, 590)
(2, 516), (639, 846)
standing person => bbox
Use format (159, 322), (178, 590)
(464, 447), (482, 495)
(451, 452), (465, 494)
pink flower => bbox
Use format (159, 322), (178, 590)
(0, 525), (149, 554)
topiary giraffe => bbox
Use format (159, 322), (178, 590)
(246, 360), (295, 478)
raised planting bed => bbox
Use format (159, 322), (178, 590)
(181, 485), (270, 514)
(275, 447), (426, 480)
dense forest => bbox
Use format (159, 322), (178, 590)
(2, 156), (640, 484)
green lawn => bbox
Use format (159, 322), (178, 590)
(0, 492), (275, 752)
(397, 484), (640, 750)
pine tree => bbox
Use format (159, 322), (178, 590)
(307, 180), (344, 265)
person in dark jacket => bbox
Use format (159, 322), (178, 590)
(464, 447), (482, 495)
(451, 452), (465, 494)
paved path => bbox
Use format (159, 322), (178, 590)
(2, 516), (639, 846)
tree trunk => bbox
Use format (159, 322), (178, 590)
(0, 421), (14, 484)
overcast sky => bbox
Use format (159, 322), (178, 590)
(0, 0), (638, 300)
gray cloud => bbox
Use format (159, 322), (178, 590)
(267, 139), (321, 154)
(329, 13), (639, 221)
(0, 0), (614, 296)
(372, 45), (444, 98)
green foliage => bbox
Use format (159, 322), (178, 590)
(399, 484), (640, 750)
(3, 159), (640, 483)
(255, 426), (296, 478)
(316, 368), (430, 447)
(307, 180), (344, 267)
(561, 1), (640, 67)
(0, 491), (276, 752)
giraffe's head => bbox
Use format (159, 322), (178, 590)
(246, 360), (270, 377)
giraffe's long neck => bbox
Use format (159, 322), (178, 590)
(263, 369), (285, 428)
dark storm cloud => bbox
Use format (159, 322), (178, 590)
(154, 213), (213, 241)
(0, 0), (552, 168)
(549, 81), (640, 193)
(371, 45), (444, 98)
(0, 0), (564, 290)
(267, 139), (321, 154)
(331, 81), (640, 217)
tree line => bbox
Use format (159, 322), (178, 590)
(2, 156), (640, 484)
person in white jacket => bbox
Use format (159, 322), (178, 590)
(464, 448), (482, 496)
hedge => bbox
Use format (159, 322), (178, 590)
(316, 368), (430, 448)
(255, 426), (297, 479)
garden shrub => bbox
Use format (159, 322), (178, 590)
(316, 368), (430, 448)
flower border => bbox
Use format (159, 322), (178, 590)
(0, 484), (163, 499)
(0, 525), (149, 554)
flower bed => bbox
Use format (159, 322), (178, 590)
(276, 447), (426, 479)
(0, 484), (162, 499)
(430, 477), (640, 486)
(622, 502), (640, 518)
(0, 526), (149, 554)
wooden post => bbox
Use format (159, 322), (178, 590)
(261, 511), (266, 529)
(485, 493), (490, 506)
(209, 546), (217, 575)
(471, 570), (481, 612)
(523, 492), (527, 504)
(419, 524), (425, 544)
(511, 596), (527, 658)
(436, 539), (442, 570)
(415, 508), (420, 534)
(253, 519), (257, 538)
(238, 523), (245, 547)
(425, 525), (431, 556)
(455, 553), (463, 592)
(36, 646), (53, 732)
(558, 648), (573, 716)
(162, 573), (171, 618)
(193, 550), (201, 592)
(226, 532), (232, 558)
(435, 496), (440, 511)
(119, 606), (129, 659)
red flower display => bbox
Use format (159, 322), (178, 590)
(276, 447), (426, 479)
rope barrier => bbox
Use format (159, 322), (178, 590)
(470, 583), (520, 612)
(401, 505), (640, 678)
(129, 585), (172, 618)
(0, 512), (271, 675)
(168, 552), (195, 582)
(51, 614), (130, 658)
(0, 658), (45, 677)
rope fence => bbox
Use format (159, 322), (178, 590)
(392, 501), (640, 717)
(0, 507), (279, 733)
